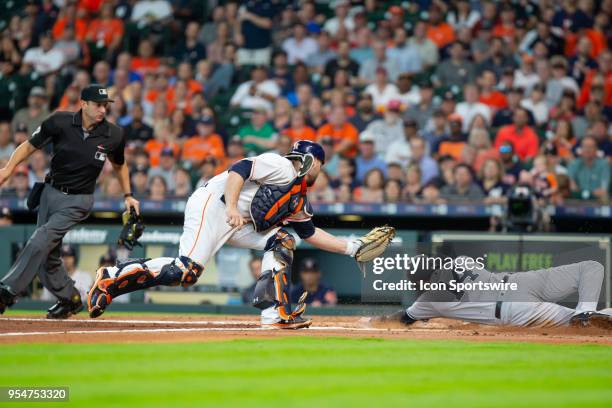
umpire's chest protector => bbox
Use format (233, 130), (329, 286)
(249, 177), (309, 232)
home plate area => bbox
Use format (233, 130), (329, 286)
(0, 314), (609, 345)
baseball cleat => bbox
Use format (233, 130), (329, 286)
(263, 316), (313, 330)
(0, 284), (17, 314)
(88, 267), (112, 318)
(46, 288), (83, 319)
(569, 311), (612, 329)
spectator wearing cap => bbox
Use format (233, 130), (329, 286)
(235, 1), (277, 66)
(387, 28), (422, 75)
(22, 31), (65, 76)
(434, 42), (476, 90)
(148, 147), (177, 192)
(0, 122), (15, 161)
(283, 110), (317, 143)
(403, 81), (436, 130)
(124, 104), (154, 143)
(282, 22), (319, 65)
(364, 100), (404, 157)
(455, 84), (492, 133)
(230, 65), (280, 113)
(568, 137), (610, 200)
(322, 0), (354, 37)
(237, 107), (278, 156)
(435, 114), (467, 161)
(363, 68), (400, 111)
(440, 164), (484, 201)
(11, 87), (50, 136)
(182, 115), (225, 166)
(41, 245), (92, 303)
(317, 106), (359, 158)
(359, 41), (401, 85)
(494, 108), (539, 161)
(514, 54), (540, 93)
(408, 20), (439, 70)
(421, 110), (448, 152)
(355, 131), (387, 183)
(471, 20), (494, 64)
(215, 136), (245, 174)
(426, 5), (456, 49)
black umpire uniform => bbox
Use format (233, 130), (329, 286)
(0, 84), (125, 318)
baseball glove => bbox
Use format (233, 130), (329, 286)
(354, 225), (396, 262)
(117, 208), (145, 251)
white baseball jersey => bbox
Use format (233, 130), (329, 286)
(406, 261), (605, 327)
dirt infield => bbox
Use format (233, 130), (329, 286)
(0, 314), (610, 345)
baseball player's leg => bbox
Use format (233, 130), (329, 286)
(227, 226), (310, 328)
(88, 188), (230, 317)
(37, 242), (75, 301)
(533, 261), (604, 313)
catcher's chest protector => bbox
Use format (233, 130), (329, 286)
(249, 177), (308, 232)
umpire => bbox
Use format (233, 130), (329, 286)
(0, 84), (139, 319)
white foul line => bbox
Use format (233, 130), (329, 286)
(0, 317), (257, 326)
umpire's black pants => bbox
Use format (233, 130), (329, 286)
(1, 184), (93, 300)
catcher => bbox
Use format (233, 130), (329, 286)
(88, 140), (395, 328)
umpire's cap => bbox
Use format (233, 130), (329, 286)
(81, 84), (114, 103)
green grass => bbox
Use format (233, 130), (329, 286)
(0, 338), (610, 408)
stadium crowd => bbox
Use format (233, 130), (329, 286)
(0, 0), (610, 207)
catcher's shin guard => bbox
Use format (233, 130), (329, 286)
(87, 256), (203, 318)
(252, 229), (308, 321)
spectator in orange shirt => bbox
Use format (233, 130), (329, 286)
(492, 5), (516, 42)
(182, 115), (225, 166)
(317, 106), (359, 158)
(85, 3), (124, 56)
(131, 40), (161, 77)
(52, 3), (88, 41)
(577, 50), (612, 108)
(144, 122), (181, 168)
(283, 110), (317, 143)
(478, 70), (508, 111)
(494, 108), (539, 162)
(426, 5), (455, 49)
(57, 83), (81, 112)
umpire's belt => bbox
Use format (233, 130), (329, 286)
(47, 181), (91, 195)
(494, 274), (510, 319)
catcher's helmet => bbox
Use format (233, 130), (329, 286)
(286, 140), (325, 164)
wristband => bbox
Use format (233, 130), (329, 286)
(124, 193), (133, 198)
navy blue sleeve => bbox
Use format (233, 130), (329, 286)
(289, 219), (316, 239)
(229, 159), (253, 180)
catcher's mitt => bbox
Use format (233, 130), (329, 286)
(354, 225), (396, 262)
(117, 208), (145, 250)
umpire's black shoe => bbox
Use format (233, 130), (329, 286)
(46, 288), (83, 319)
(569, 311), (612, 329)
(0, 284), (17, 314)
